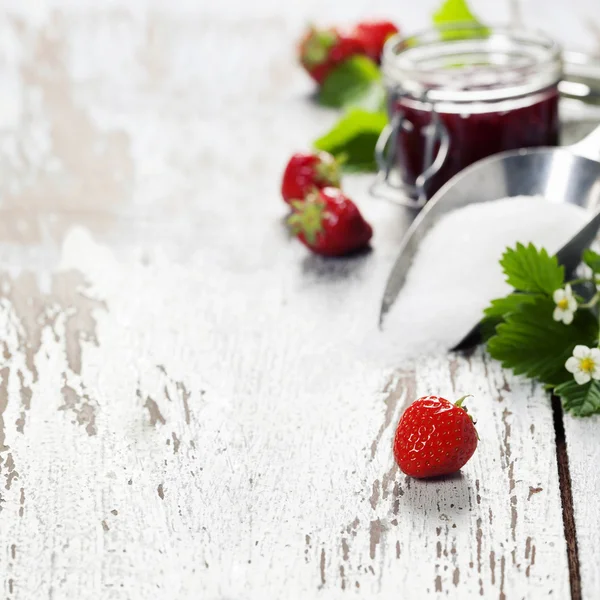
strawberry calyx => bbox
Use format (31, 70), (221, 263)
(315, 154), (341, 187)
(454, 395), (472, 410)
(302, 27), (338, 67)
(455, 394), (479, 439)
(287, 192), (326, 245)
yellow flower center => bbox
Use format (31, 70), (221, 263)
(557, 298), (569, 310)
(580, 357), (595, 374)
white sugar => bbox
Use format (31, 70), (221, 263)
(375, 196), (589, 363)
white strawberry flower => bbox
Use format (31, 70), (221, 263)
(553, 284), (577, 325)
(584, 264), (600, 290)
(576, 262), (600, 289)
(565, 345), (600, 385)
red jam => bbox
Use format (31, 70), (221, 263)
(394, 86), (560, 197)
(378, 25), (563, 206)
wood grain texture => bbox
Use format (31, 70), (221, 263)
(0, 0), (597, 598)
(563, 414), (600, 600)
(0, 229), (573, 599)
(553, 399), (582, 600)
(333, 351), (570, 599)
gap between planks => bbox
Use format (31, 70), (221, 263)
(552, 395), (582, 600)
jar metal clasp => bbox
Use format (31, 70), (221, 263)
(370, 89), (450, 209)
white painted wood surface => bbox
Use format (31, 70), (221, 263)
(564, 416), (600, 599)
(0, 1), (597, 598)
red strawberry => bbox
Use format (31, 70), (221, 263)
(299, 26), (367, 84)
(393, 395), (478, 479)
(353, 20), (399, 64)
(287, 187), (372, 257)
(281, 152), (341, 204)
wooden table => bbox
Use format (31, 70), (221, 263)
(0, 1), (599, 598)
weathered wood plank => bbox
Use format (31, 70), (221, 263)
(563, 415), (600, 599)
(0, 224), (571, 598)
(0, 1), (597, 598)
(339, 351), (569, 598)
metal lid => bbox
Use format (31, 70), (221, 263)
(382, 24), (562, 104)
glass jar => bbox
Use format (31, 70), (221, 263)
(374, 24), (562, 208)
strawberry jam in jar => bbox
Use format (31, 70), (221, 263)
(376, 25), (562, 207)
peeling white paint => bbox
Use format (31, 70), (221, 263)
(0, 1), (597, 598)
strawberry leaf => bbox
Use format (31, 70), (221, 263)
(432, 0), (488, 40)
(483, 293), (540, 318)
(433, 0), (482, 26)
(318, 56), (383, 109)
(500, 243), (564, 296)
(480, 293), (540, 341)
(555, 379), (600, 416)
(583, 248), (600, 273)
(313, 109), (388, 172)
(345, 82), (386, 112)
(486, 296), (598, 386)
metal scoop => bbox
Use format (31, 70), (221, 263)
(379, 125), (600, 347)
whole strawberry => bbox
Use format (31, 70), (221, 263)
(393, 395), (478, 479)
(287, 187), (372, 257)
(299, 26), (367, 84)
(353, 20), (399, 64)
(281, 152), (341, 204)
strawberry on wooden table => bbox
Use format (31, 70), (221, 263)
(281, 151), (341, 204)
(299, 26), (367, 84)
(393, 395), (478, 479)
(287, 187), (372, 257)
(352, 20), (399, 64)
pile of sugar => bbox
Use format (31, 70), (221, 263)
(372, 195), (589, 364)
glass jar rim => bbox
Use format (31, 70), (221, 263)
(382, 23), (562, 104)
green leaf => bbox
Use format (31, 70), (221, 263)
(345, 82), (386, 112)
(500, 243), (564, 296)
(555, 379), (600, 416)
(318, 57), (382, 109)
(480, 294), (540, 341)
(483, 293), (539, 319)
(583, 248), (600, 273)
(479, 316), (502, 342)
(433, 0), (482, 25)
(313, 109), (388, 172)
(486, 296), (598, 386)
(432, 0), (487, 40)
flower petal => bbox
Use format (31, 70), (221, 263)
(574, 371), (592, 385)
(573, 345), (591, 359)
(553, 307), (563, 322)
(566, 357), (580, 373)
(590, 348), (600, 362)
(562, 311), (574, 325)
(580, 264), (593, 279)
(592, 364), (600, 380)
(568, 297), (578, 312)
(565, 284), (573, 297)
(553, 289), (565, 303)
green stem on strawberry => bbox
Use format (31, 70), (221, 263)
(302, 27), (338, 67)
(454, 394), (472, 408)
(287, 195), (326, 245)
(455, 395), (479, 439)
(315, 156), (342, 188)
